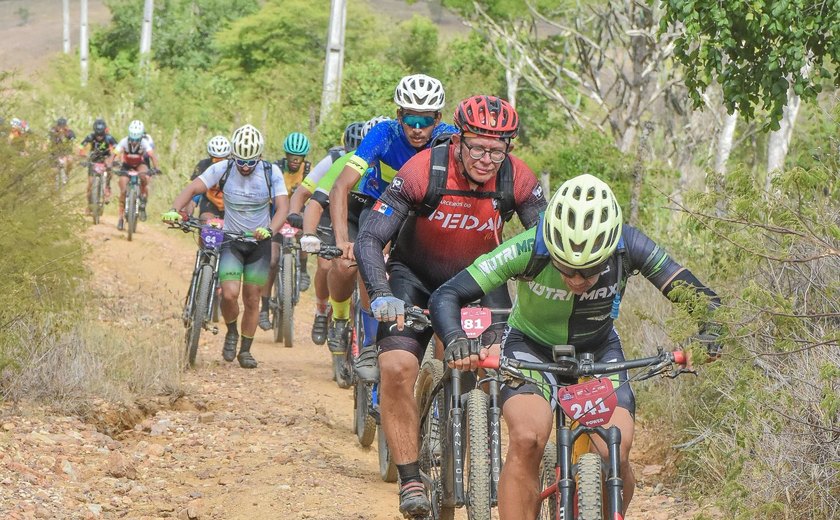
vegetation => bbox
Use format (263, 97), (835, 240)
(1, 0), (837, 517)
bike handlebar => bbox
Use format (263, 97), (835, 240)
(166, 217), (255, 239)
(316, 245), (344, 260)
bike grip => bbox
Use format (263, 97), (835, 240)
(672, 351), (687, 366)
(477, 356), (500, 370)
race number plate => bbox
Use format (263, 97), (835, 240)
(280, 223), (299, 238)
(200, 227), (225, 250)
(557, 378), (618, 427)
(460, 307), (492, 339)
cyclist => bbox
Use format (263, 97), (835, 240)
(258, 132), (313, 330)
(163, 124), (289, 368)
(330, 74), (457, 370)
(79, 118), (118, 204)
(428, 173), (723, 518)
(186, 135), (230, 221)
(290, 121), (366, 344)
(8, 118), (31, 152)
(354, 95), (546, 517)
(49, 117), (77, 182)
(111, 120), (159, 230)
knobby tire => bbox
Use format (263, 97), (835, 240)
(126, 186), (138, 241)
(416, 359), (454, 520)
(466, 389), (492, 520)
(281, 253), (294, 347)
(354, 382), (376, 447)
(185, 265), (213, 368)
(376, 424), (398, 483)
(576, 453), (604, 520)
(539, 443), (558, 520)
(272, 268), (283, 343)
(90, 176), (102, 225)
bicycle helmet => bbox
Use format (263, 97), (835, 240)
(394, 74), (446, 111)
(10, 117), (22, 129)
(230, 124), (264, 160)
(128, 120), (145, 140)
(362, 116), (390, 136)
(56, 117), (68, 127)
(543, 174), (623, 268)
(283, 132), (310, 155)
(454, 95), (519, 140)
(207, 135), (231, 158)
(93, 118), (107, 135)
(342, 122), (366, 151)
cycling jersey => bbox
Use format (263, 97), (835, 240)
(80, 133), (118, 162)
(114, 137), (154, 168)
(314, 153), (364, 200)
(276, 158), (311, 193)
(429, 221), (721, 353)
(355, 145), (546, 296)
(191, 158), (224, 211)
(346, 119), (457, 199)
(301, 147), (343, 193)
(198, 160), (286, 235)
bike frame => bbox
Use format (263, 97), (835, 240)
(184, 242), (221, 328)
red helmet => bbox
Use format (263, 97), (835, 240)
(454, 95), (519, 140)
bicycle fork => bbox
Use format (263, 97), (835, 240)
(488, 376), (502, 505)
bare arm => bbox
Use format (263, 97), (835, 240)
(329, 165), (362, 256)
(303, 196), (325, 235)
(289, 186), (312, 215)
(270, 195), (290, 234)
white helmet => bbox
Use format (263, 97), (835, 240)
(10, 117), (22, 129)
(128, 120), (145, 140)
(394, 74), (445, 111)
(207, 135), (231, 158)
(543, 174), (623, 268)
(362, 116), (390, 135)
(230, 124), (264, 160)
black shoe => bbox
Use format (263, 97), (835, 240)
(258, 310), (272, 331)
(311, 313), (329, 345)
(299, 270), (311, 292)
(327, 319), (349, 353)
(222, 331), (238, 362)
(117, 218), (124, 231)
(237, 351), (258, 369)
(354, 346), (380, 383)
(398, 480), (430, 518)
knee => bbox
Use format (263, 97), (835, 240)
(507, 426), (547, 463)
(380, 355), (418, 391)
(222, 289), (239, 304)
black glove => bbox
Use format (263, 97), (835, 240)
(696, 323), (723, 360)
(444, 337), (479, 364)
(286, 212), (303, 229)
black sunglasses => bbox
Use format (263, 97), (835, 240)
(551, 258), (607, 279)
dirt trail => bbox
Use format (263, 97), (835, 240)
(0, 213), (713, 519)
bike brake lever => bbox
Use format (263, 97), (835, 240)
(666, 367), (698, 379)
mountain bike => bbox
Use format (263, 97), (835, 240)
(414, 306), (507, 520)
(123, 168), (142, 241)
(167, 217), (252, 368)
(477, 347), (691, 520)
(86, 161), (109, 225)
(270, 223), (303, 346)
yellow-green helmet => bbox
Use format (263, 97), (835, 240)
(543, 173), (623, 268)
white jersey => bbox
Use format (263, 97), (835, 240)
(199, 160), (287, 234)
(114, 137), (154, 168)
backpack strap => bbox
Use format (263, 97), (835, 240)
(217, 159), (235, 191)
(418, 140), (451, 217)
(519, 216), (551, 281)
(263, 160), (274, 203)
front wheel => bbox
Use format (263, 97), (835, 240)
(281, 253), (294, 347)
(538, 443), (558, 520)
(416, 359), (454, 519)
(576, 453), (604, 520)
(272, 268), (283, 343)
(354, 381), (376, 447)
(377, 424), (398, 483)
(90, 175), (102, 225)
(466, 389), (491, 520)
(185, 265), (213, 368)
(126, 186), (138, 241)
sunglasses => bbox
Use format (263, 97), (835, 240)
(552, 258), (607, 279)
(401, 114), (436, 129)
(461, 139), (508, 163)
(234, 158), (258, 168)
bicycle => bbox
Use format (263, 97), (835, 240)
(271, 222), (302, 347)
(414, 306), (507, 520)
(123, 168), (142, 241)
(476, 346), (691, 520)
(85, 161), (109, 225)
(167, 217), (252, 368)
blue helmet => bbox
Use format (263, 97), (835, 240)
(283, 132), (310, 156)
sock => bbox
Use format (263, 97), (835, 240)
(330, 296), (351, 320)
(361, 309), (378, 348)
(261, 296), (269, 313)
(239, 335), (254, 354)
(397, 462), (421, 484)
(315, 299), (329, 315)
(226, 320), (238, 336)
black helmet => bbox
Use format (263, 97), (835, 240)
(56, 117), (68, 127)
(343, 121), (366, 151)
(93, 118), (106, 135)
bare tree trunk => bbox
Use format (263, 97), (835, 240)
(714, 110), (738, 175)
(540, 170), (550, 196)
(504, 43), (520, 107)
(139, 0), (154, 71)
(766, 89), (801, 191)
(320, 0), (347, 122)
(629, 122), (653, 225)
(80, 0), (89, 86)
(63, 0), (70, 54)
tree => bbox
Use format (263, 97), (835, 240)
(662, 0), (840, 128)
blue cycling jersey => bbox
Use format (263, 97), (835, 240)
(350, 120), (458, 199)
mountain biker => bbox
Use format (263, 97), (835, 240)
(163, 124), (289, 369)
(258, 132), (313, 330)
(354, 95), (547, 517)
(8, 117), (31, 152)
(330, 75), (457, 373)
(112, 120), (159, 230)
(186, 135), (231, 221)
(79, 118), (118, 204)
(428, 173), (723, 519)
(289, 121), (366, 345)
(49, 117), (77, 179)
